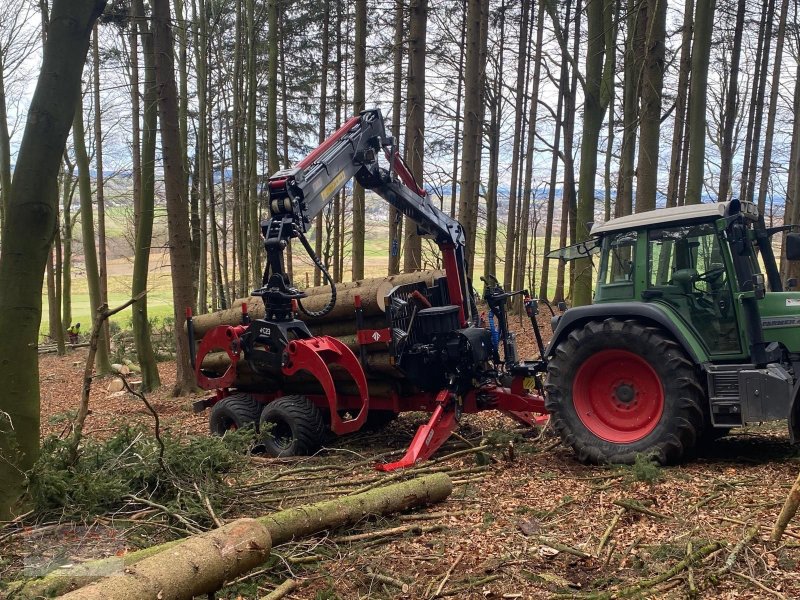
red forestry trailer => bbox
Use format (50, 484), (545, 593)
(190, 109), (548, 471)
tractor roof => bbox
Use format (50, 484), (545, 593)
(591, 201), (733, 236)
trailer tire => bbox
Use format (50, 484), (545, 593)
(364, 410), (399, 431)
(545, 318), (704, 465)
(259, 395), (326, 457)
(209, 394), (262, 435)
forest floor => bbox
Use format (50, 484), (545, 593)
(6, 316), (800, 599)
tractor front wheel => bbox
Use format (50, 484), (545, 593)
(259, 395), (326, 457)
(546, 319), (704, 464)
(209, 394), (262, 435)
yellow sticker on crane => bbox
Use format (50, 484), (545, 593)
(523, 377), (536, 391)
(321, 170), (347, 204)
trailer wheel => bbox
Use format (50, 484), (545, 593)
(364, 410), (399, 431)
(546, 319), (704, 465)
(209, 394), (262, 435)
(259, 395), (326, 457)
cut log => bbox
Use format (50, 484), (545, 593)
(57, 518), (271, 600)
(19, 473), (452, 599)
(194, 270), (444, 336)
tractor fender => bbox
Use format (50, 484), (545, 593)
(545, 302), (705, 364)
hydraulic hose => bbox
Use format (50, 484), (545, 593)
(295, 229), (337, 319)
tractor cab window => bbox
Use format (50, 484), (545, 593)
(596, 231), (637, 301)
(647, 223), (740, 354)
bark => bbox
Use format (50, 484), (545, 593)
(131, 0), (161, 392)
(18, 473), (453, 598)
(0, 63), (11, 232)
(152, 0), (197, 394)
(61, 158), (76, 328)
(684, 0), (716, 204)
(502, 0), (528, 289)
(92, 23), (109, 348)
(634, 0), (666, 213)
(46, 246), (59, 341)
(572, 0), (615, 306)
(457, 0), (487, 278)
(514, 1), (545, 300)
(267, 0), (279, 175)
(0, 0), (107, 521)
(783, 57), (800, 281)
(315, 0), (330, 285)
(616, 0), (639, 216)
(192, 270), (444, 336)
(717, 0), (746, 203)
(75, 94), (113, 375)
(773, 470), (800, 542)
(403, 0), (427, 272)
(388, 0), (405, 275)
(351, 0), (367, 280)
(756, 0), (789, 214)
(665, 0), (693, 207)
(247, 0), (260, 289)
(58, 519), (272, 600)
(741, 0), (774, 204)
(449, 0), (467, 221)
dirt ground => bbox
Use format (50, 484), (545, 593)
(11, 315), (800, 599)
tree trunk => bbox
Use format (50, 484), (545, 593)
(315, 0), (330, 285)
(634, 0), (666, 214)
(741, 0), (774, 204)
(616, 0), (639, 216)
(684, 0), (717, 204)
(131, 0), (161, 392)
(152, 0), (197, 395)
(247, 0), (260, 289)
(756, 0), (789, 214)
(665, 0), (693, 208)
(717, 0), (745, 203)
(352, 0), (367, 280)
(0, 63), (11, 233)
(92, 22), (110, 351)
(514, 1), (545, 301)
(0, 0), (107, 521)
(502, 0), (528, 289)
(572, 0), (615, 307)
(62, 158), (75, 329)
(388, 0), (405, 274)
(403, 0), (427, 272)
(457, 0), (487, 278)
(75, 94), (113, 375)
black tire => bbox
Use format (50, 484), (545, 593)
(209, 394), (262, 435)
(259, 395), (326, 457)
(363, 410), (399, 431)
(545, 318), (704, 465)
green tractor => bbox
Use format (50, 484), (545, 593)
(545, 199), (800, 464)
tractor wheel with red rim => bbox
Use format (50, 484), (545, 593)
(209, 393), (262, 435)
(545, 318), (704, 465)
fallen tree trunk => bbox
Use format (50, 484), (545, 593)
(57, 519), (272, 600)
(193, 270), (444, 335)
(16, 473), (452, 599)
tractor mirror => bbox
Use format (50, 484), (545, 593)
(787, 233), (800, 261)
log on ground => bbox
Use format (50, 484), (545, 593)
(18, 473), (452, 599)
(57, 518), (271, 600)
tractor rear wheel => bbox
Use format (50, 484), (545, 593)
(546, 319), (704, 464)
(259, 395), (326, 457)
(209, 394), (262, 435)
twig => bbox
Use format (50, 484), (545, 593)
(331, 523), (443, 543)
(541, 439), (561, 452)
(716, 525), (759, 576)
(261, 578), (299, 600)
(67, 292), (146, 464)
(535, 537), (591, 558)
(399, 509), (469, 521)
(686, 542), (697, 598)
(438, 574), (501, 596)
(612, 499), (668, 520)
(772, 468), (800, 542)
(596, 507), (625, 556)
(194, 483), (224, 528)
(118, 374), (164, 468)
(732, 571), (787, 599)
(367, 568), (409, 592)
(124, 494), (204, 534)
(432, 551), (464, 598)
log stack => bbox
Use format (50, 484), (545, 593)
(192, 271), (445, 392)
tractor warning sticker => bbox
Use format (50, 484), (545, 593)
(787, 299), (800, 307)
